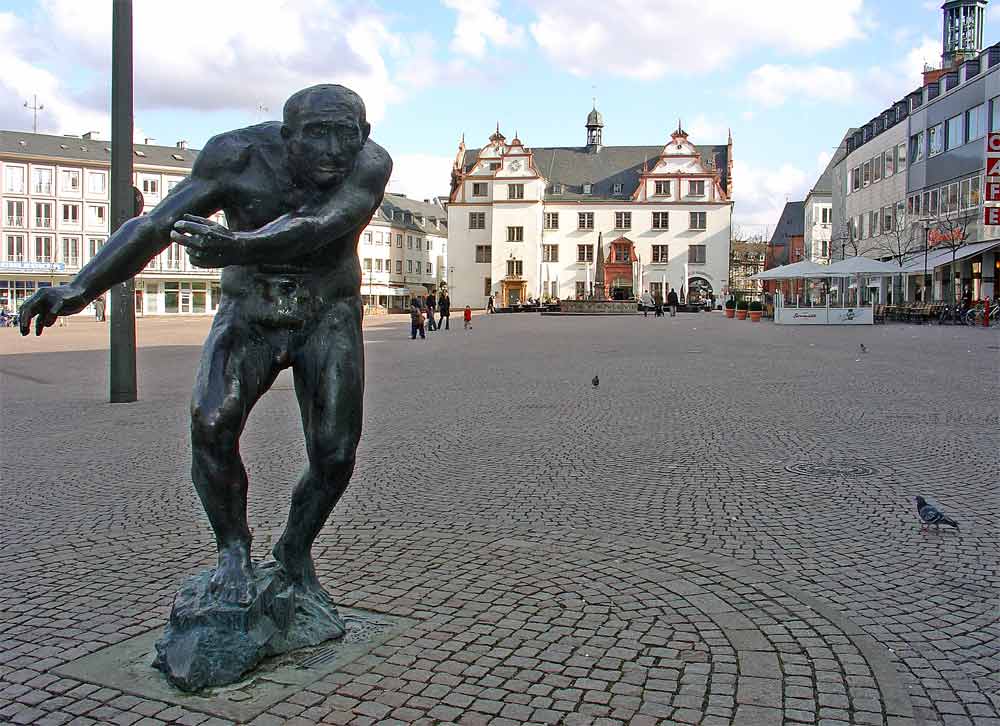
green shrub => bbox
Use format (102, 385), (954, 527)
(736, 299), (749, 310)
(748, 300), (762, 311)
(724, 298), (736, 309)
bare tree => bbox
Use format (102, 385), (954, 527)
(729, 226), (767, 295)
(931, 206), (976, 302)
(877, 215), (921, 303)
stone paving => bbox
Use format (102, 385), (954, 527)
(1, 312), (998, 726)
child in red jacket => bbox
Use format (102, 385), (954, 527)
(463, 305), (472, 330)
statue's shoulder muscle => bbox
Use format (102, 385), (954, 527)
(191, 123), (282, 182)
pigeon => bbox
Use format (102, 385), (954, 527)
(915, 496), (960, 530)
(592, 375), (599, 388)
(859, 343), (867, 354)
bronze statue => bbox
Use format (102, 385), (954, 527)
(18, 85), (392, 690)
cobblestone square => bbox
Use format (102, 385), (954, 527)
(1, 313), (998, 725)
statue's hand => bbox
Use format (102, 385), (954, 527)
(172, 214), (241, 268)
(18, 284), (88, 336)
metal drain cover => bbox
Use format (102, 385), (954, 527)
(785, 462), (878, 478)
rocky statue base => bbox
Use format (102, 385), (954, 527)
(153, 561), (345, 692)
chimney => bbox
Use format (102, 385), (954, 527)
(143, 137), (155, 145)
(82, 131), (100, 140)
(176, 140), (188, 149)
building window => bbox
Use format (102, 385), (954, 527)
(407, 260), (413, 273)
(967, 103), (986, 142)
(910, 131), (925, 163)
(612, 183), (623, 194)
(32, 168), (54, 195)
(4, 166), (25, 193)
(688, 180), (705, 196)
(652, 244), (669, 263)
(544, 212), (559, 229)
(468, 212), (485, 229)
(374, 259), (382, 272)
(542, 244), (558, 262)
(614, 211), (631, 229)
(5, 234), (25, 261)
(575, 281), (586, 298)
(578, 212), (594, 230)
(896, 143), (906, 172)
(61, 203), (80, 223)
(508, 184), (524, 200)
(34, 235), (53, 263)
(882, 150), (893, 178)
(821, 240), (829, 257)
(882, 205), (893, 232)
(472, 182), (487, 196)
(969, 175), (981, 208)
(652, 212), (669, 230)
(689, 212), (706, 230)
(5, 200), (24, 227)
(862, 160), (872, 186)
(907, 193), (921, 216)
(873, 155), (881, 182)
(506, 259), (523, 277)
(851, 166), (861, 191)
(363, 258), (372, 271)
(687, 244), (706, 263)
(142, 178), (159, 195)
(87, 171), (106, 194)
(395, 260), (402, 273)
(363, 232), (372, 244)
(551, 183), (563, 194)
(427, 262), (433, 276)
(945, 114), (963, 150)
(475, 245), (491, 263)
(928, 123), (943, 156)
(654, 180), (671, 196)
(614, 246), (630, 263)
(507, 226), (524, 242)
(577, 245), (593, 262)
(34, 202), (53, 228)
(821, 207), (830, 224)
(60, 169), (80, 193)
(489, 162), (501, 171)
(88, 205), (106, 226)
(88, 238), (105, 259)
(484, 277), (492, 295)
(415, 261), (422, 273)
(582, 183), (592, 194)
(396, 234), (402, 247)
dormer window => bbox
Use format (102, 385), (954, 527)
(612, 183), (623, 194)
(654, 180), (671, 196)
(583, 183), (592, 194)
(551, 183), (563, 195)
(489, 162), (501, 171)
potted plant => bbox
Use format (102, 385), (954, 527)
(735, 299), (748, 320)
(724, 298), (736, 318)
(748, 300), (762, 322)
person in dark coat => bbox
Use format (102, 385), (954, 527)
(438, 291), (450, 330)
(424, 293), (437, 331)
(410, 299), (425, 339)
(667, 288), (679, 317)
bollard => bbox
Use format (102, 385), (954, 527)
(985, 297), (991, 327)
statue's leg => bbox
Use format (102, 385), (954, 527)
(191, 309), (280, 604)
(274, 298), (363, 590)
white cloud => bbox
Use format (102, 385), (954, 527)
(443, 0), (524, 59)
(386, 153), (454, 202)
(732, 160), (810, 227)
(528, 0), (866, 79)
(686, 114), (726, 143)
(817, 150), (833, 172)
(866, 35), (940, 101)
(745, 65), (857, 107)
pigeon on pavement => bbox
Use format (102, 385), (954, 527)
(859, 343), (867, 354)
(592, 375), (599, 388)
(915, 496), (960, 530)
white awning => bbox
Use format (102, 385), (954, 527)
(897, 239), (1000, 273)
(750, 260), (832, 280)
(824, 256), (901, 276)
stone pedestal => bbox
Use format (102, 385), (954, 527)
(153, 561), (345, 692)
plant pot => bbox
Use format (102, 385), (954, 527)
(749, 311), (762, 322)
(736, 310), (747, 320)
(724, 308), (735, 318)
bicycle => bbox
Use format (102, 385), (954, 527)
(938, 305), (966, 325)
(964, 301), (1000, 327)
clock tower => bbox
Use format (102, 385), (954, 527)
(586, 104), (603, 154)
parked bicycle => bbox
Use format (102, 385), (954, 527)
(937, 305), (967, 325)
(964, 300), (1000, 327)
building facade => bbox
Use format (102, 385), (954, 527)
(0, 129), (444, 315)
(831, 0), (998, 302)
(447, 113), (733, 308)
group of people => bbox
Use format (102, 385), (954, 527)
(410, 290), (472, 339)
(638, 288), (681, 318)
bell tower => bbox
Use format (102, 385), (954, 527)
(941, 0), (988, 68)
(585, 103), (603, 153)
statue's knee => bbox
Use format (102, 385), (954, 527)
(312, 447), (356, 480)
(190, 403), (239, 452)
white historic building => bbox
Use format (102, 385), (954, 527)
(0, 129), (444, 316)
(447, 110), (733, 308)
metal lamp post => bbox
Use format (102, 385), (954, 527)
(919, 216), (932, 302)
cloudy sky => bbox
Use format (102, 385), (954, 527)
(1, 0), (997, 230)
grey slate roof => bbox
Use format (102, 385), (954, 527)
(769, 201), (805, 248)
(461, 143), (730, 201)
(808, 128), (856, 197)
(376, 194), (448, 236)
(0, 129), (199, 169)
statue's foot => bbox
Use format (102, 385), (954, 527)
(209, 544), (257, 605)
(272, 540), (322, 593)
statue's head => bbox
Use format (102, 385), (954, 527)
(282, 84), (370, 189)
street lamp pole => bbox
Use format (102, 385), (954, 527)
(920, 217), (931, 302)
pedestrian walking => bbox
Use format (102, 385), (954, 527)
(653, 290), (664, 318)
(667, 287), (679, 317)
(410, 299), (425, 339)
(487, 294), (495, 314)
(639, 289), (653, 318)
(438, 291), (450, 330)
(94, 295), (106, 322)
(425, 293), (437, 331)
(463, 305), (472, 330)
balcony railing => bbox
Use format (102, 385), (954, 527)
(165, 260), (182, 270)
(35, 217), (53, 228)
(64, 257), (80, 267)
(4, 216), (24, 226)
(33, 184), (53, 195)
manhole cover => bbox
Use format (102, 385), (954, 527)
(784, 462), (878, 478)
